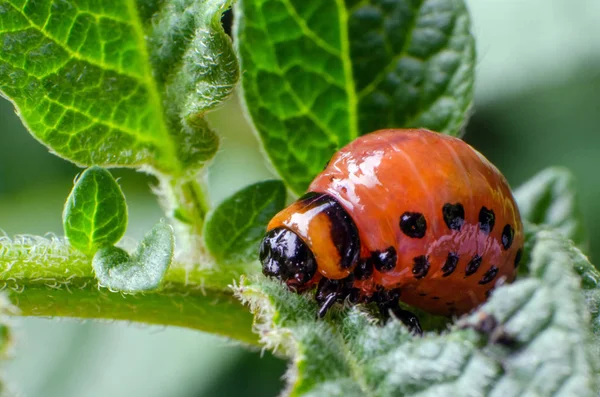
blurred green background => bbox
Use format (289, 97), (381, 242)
(0, 1), (599, 395)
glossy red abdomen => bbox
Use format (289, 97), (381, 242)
(309, 129), (523, 316)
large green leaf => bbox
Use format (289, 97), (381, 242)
(514, 167), (587, 250)
(236, 229), (599, 396)
(0, 0), (237, 175)
(63, 166), (128, 255)
(204, 180), (287, 265)
(234, 0), (475, 193)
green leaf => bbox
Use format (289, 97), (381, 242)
(93, 222), (174, 292)
(0, 0), (237, 175)
(514, 167), (587, 249)
(63, 166), (128, 255)
(541, 230), (600, 353)
(235, 230), (599, 396)
(234, 0), (475, 193)
(204, 180), (287, 264)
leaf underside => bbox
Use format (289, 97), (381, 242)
(93, 222), (174, 292)
(235, 0), (475, 194)
(0, 0), (237, 175)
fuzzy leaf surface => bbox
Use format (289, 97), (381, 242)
(63, 166), (127, 255)
(93, 222), (174, 292)
(204, 180), (287, 265)
(514, 167), (587, 249)
(236, 230), (599, 396)
(0, 0), (237, 175)
(235, 0), (475, 193)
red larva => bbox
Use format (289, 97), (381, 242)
(259, 129), (524, 330)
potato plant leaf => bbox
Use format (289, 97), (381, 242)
(63, 166), (128, 255)
(93, 221), (174, 292)
(203, 180), (287, 265)
(514, 167), (587, 250)
(234, 0), (475, 193)
(236, 230), (599, 397)
(0, 0), (237, 175)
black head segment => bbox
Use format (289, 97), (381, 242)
(259, 227), (317, 287)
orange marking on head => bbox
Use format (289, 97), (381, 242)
(266, 197), (351, 280)
(305, 212), (349, 279)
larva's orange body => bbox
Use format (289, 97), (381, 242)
(260, 129), (523, 325)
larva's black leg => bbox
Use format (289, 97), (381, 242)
(314, 276), (355, 318)
(390, 307), (423, 335)
(458, 313), (516, 347)
(317, 293), (338, 318)
(374, 288), (423, 335)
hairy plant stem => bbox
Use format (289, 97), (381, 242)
(0, 236), (259, 346)
(159, 174), (212, 266)
(177, 179), (211, 227)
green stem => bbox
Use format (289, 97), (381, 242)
(180, 179), (211, 225)
(0, 236), (259, 346)
(168, 177), (211, 228)
(159, 174), (212, 265)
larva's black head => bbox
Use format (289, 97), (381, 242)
(261, 192), (361, 290)
(259, 227), (317, 287)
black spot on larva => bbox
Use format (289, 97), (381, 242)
(445, 301), (455, 306)
(372, 246), (397, 273)
(442, 252), (460, 277)
(419, 292), (427, 297)
(479, 265), (499, 285)
(442, 203), (465, 231)
(478, 207), (495, 234)
(400, 212), (427, 238)
(412, 255), (430, 279)
(432, 296), (440, 300)
(353, 258), (374, 280)
(514, 248), (523, 268)
(501, 224), (514, 250)
(465, 254), (483, 276)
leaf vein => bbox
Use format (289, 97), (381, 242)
(357, 0), (424, 100)
(5, 4), (146, 81)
